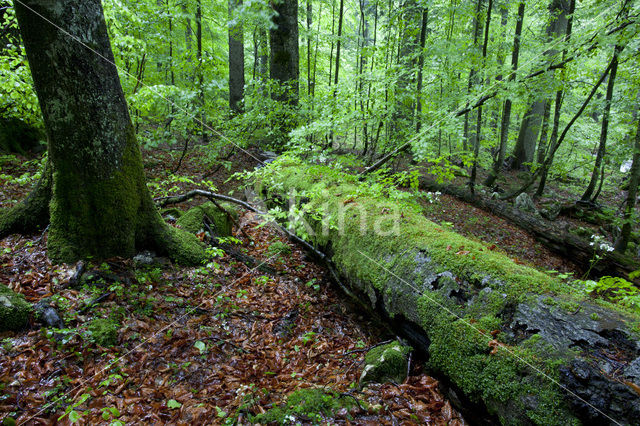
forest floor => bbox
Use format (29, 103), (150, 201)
(0, 149), (465, 425)
(0, 144), (631, 424)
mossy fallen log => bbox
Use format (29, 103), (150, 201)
(254, 157), (640, 425)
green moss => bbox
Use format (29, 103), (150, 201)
(87, 317), (119, 346)
(252, 388), (355, 425)
(176, 202), (237, 236)
(360, 341), (411, 386)
(0, 284), (32, 332)
(254, 159), (616, 424)
(162, 225), (206, 265)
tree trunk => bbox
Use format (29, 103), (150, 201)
(581, 44), (623, 203)
(463, 0), (484, 153)
(228, 0), (245, 113)
(196, 0), (206, 139)
(536, 0), (575, 197)
(270, 0), (299, 106)
(333, 0), (344, 87)
(13, 0), (204, 265)
(614, 99), (640, 253)
(484, 1), (524, 187)
(470, 0), (492, 193)
(414, 8), (428, 133)
(510, 0), (570, 171)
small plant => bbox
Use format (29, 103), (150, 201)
(583, 275), (640, 313)
(301, 331), (317, 345)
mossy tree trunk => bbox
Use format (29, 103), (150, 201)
(13, 0), (203, 265)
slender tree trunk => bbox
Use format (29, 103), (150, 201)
(470, 0), (492, 194)
(615, 99), (640, 252)
(228, 0), (245, 113)
(484, 1), (524, 187)
(196, 0), (205, 139)
(581, 44), (623, 202)
(306, 0), (312, 97)
(13, 0), (203, 264)
(536, 0), (575, 197)
(414, 8), (428, 133)
(463, 0), (483, 152)
(334, 0), (344, 87)
(329, 0), (335, 86)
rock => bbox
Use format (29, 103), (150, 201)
(359, 341), (412, 387)
(514, 192), (538, 214)
(540, 203), (561, 221)
(176, 201), (238, 236)
(34, 298), (64, 329)
(0, 284), (31, 332)
(274, 309), (298, 338)
(133, 250), (170, 268)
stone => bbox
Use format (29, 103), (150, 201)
(359, 341), (412, 387)
(34, 298), (64, 329)
(0, 284), (31, 332)
(514, 192), (538, 214)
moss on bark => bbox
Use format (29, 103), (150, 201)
(256, 157), (640, 425)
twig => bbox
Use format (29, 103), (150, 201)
(172, 135), (191, 174)
(342, 339), (394, 357)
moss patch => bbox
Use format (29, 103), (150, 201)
(176, 201), (237, 236)
(0, 284), (32, 332)
(360, 341), (411, 387)
(252, 388), (356, 424)
(87, 317), (119, 347)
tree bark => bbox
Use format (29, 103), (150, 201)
(470, 0), (492, 193)
(228, 0), (245, 113)
(13, 0), (204, 264)
(615, 100), (640, 253)
(270, 0), (299, 106)
(484, 1), (524, 187)
(509, 0), (570, 171)
(581, 44), (623, 203)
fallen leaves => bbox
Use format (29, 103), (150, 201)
(0, 213), (465, 424)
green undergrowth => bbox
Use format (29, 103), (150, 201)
(251, 388), (357, 424)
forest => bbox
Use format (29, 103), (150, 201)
(1, 0), (640, 424)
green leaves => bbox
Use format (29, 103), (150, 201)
(167, 399), (182, 409)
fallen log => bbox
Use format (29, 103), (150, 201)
(253, 158), (640, 425)
(418, 178), (639, 281)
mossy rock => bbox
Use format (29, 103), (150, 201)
(0, 284), (32, 332)
(87, 317), (119, 346)
(176, 202), (237, 236)
(252, 388), (355, 424)
(360, 341), (411, 387)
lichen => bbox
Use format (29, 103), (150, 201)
(0, 284), (32, 332)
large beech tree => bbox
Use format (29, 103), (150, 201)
(4, 0), (204, 264)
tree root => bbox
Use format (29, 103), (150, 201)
(0, 161), (52, 238)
